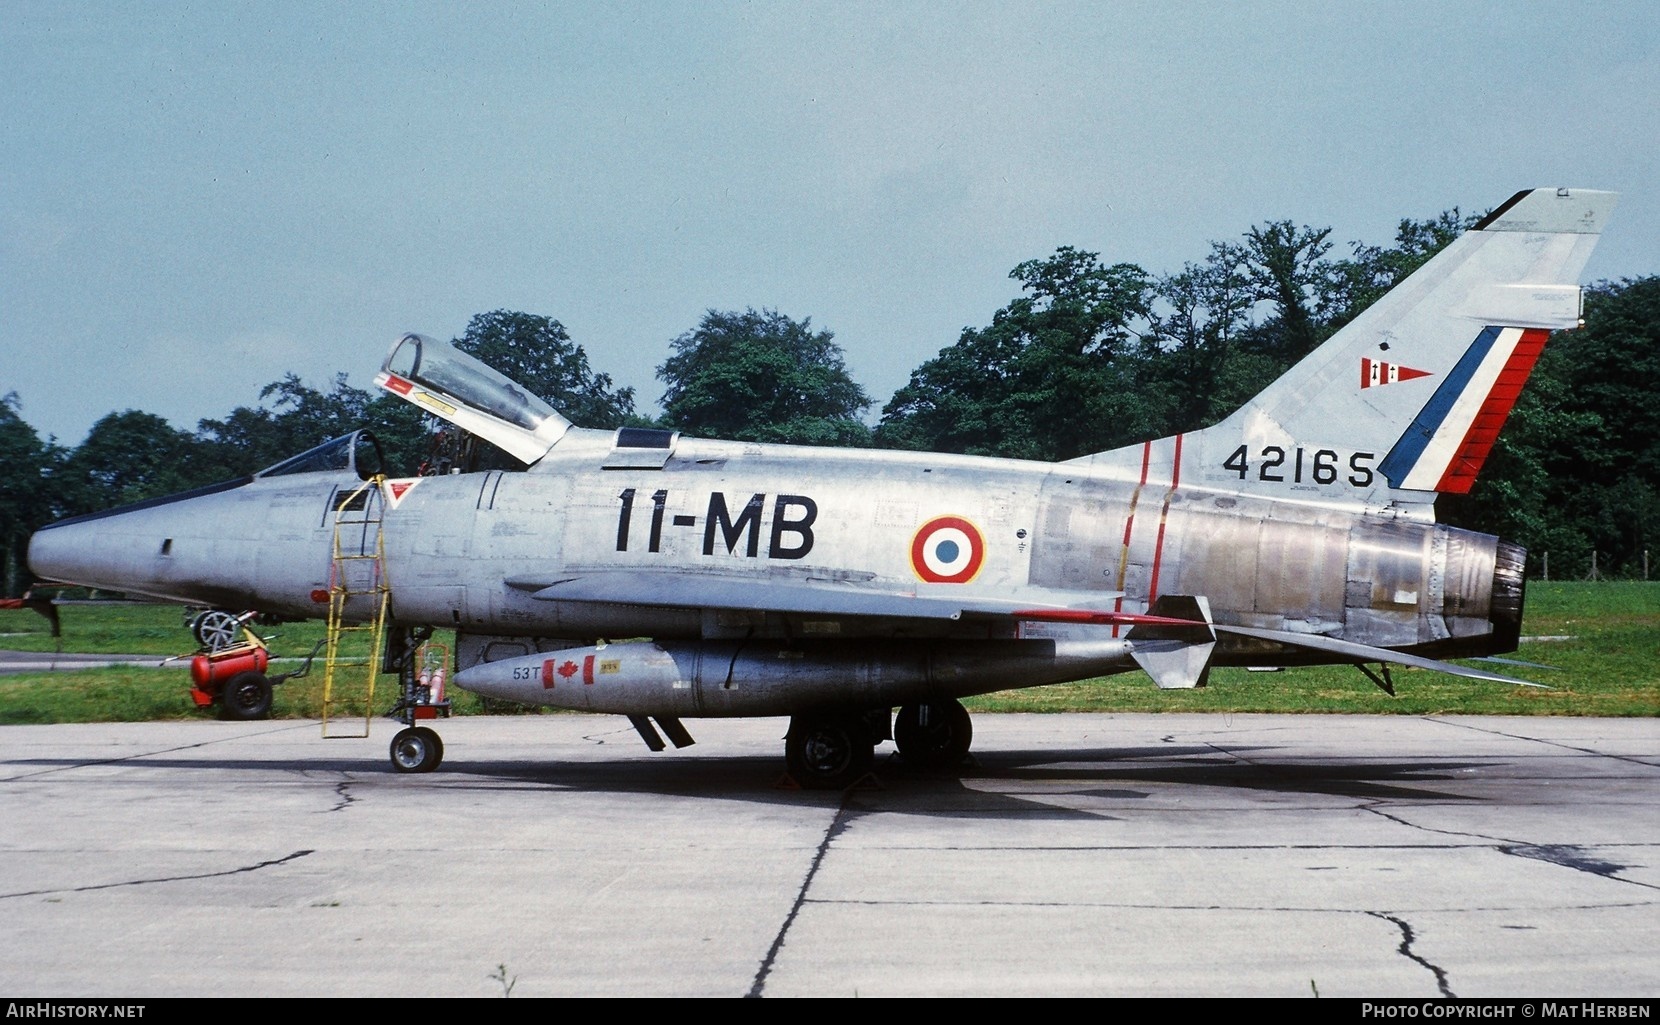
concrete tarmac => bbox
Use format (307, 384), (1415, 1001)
(1, 713), (1655, 998)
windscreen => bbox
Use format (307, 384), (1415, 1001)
(257, 430), (384, 480)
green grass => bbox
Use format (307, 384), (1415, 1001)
(0, 602), (505, 725)
(1, 581), (1655, 724)
(970, 580), (1660, 716)
(0, 664), (503, 725)
(0, 600), (238, 655)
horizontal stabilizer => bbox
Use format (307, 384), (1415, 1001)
(1211, 623), (1546, 687)
(1472, 655), (1560, 672)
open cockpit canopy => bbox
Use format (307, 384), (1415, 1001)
(375, 333), (571, 465)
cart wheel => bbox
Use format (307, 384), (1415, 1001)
(219, 671), (273, 721)
(191, 609), (243, 652)
(390, 726), (443, 773)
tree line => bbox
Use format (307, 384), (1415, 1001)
(4, 207), (1656, 595)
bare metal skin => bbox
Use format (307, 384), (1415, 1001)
(29, 187), (1617, 786)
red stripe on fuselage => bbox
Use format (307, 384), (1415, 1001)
(1147, 434), (1183, 603)
(1111, 441), (1156, 634)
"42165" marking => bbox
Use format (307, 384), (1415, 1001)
(1223, 445), (1375, 487)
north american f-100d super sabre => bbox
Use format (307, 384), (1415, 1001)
(28, 187), (1617, 787)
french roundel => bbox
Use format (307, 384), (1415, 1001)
(910, 516), (985, 584)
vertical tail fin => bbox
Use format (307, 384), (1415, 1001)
(1079, 188), (1617, 509)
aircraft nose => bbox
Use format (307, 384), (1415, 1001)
(27, 477), (260, 598)
(28, 517), (78, 584)
(27, 511), (142, 592)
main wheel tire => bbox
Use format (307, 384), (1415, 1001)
(219, 671), (273, 721)
(786, 714), (875, 790)
(191, 609), (242, 652)
(894, 699), (973, 769)
(390, 726), (443, 773)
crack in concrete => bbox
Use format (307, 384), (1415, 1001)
(0, 723), (312, 781)
(1497, 843), (1658, 890)
(791, 895), (1656, 913)
(1364, 806), (1659, 891)
(579, 726), (633, 747)
(1498, 843), (1623, 876)
(747, 793), (860, 999)
(1426, 717), (1660, 769)
(327, 781), (357, 812)
(1162, 740), (1654, 892)
(1368, 910), (1454, 997)
(0, 849), (316, 900)
(1364, 804), (1527, 845)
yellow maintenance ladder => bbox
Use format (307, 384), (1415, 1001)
(320, 476), (391, 738)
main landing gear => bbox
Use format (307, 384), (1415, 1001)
(893, 699), (973, 770)
(784, 698), (975, 790)
(785, 713), (878, 790)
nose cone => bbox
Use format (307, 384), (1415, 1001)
(29, 506), (171, 597)
(27, 478), (254, 603)
(26, 519), (87, 588)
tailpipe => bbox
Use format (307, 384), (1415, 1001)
(1489, 539), (1527, 654)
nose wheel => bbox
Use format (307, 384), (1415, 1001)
(390, 726), (444, 773)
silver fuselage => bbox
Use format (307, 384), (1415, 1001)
(28, 425), (1520, 716)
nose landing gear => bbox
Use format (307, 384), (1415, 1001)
(390, 725), (444, 773)
(386, 629), (451, 773)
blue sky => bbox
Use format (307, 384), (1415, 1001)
(5, 1), (1656, 446)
